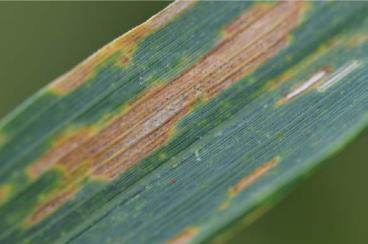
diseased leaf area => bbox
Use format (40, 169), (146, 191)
(0, 1), (368, 243)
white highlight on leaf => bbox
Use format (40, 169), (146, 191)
(283, 70), (327, 102)
(195, 150), (201, 161)
(318, 60), (362, 92)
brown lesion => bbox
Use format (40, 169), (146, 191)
(220, 157), (280, 210)
(27, 188), (77, 225)
(27, 2), (306, 224)
(229, 157), (279, 196)
(28, 127), (96, 178)
(92, 108), (189, 179)
(223, 3), (275, 37)
(49, 24), (150, 95)
(0, 185), (11, 204)
(55, 1), (303, 179)
(49, 0), (197, 95)
(168, 227), (200, 244)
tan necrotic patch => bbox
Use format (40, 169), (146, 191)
(220, 157), (280, 210)
(169, 227), (200, 244)
(28, 2), (306, 224)
(29, 127), (97, 178)
(229, 157), (280, 196)
(27, 188), (77, 225)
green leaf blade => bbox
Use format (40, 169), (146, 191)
(0, 1), (367, 243)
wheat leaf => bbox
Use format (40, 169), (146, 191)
(0, 1), (367, 243)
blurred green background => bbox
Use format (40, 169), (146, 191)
(0, 2), (367, 244)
